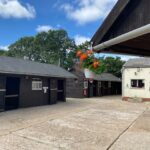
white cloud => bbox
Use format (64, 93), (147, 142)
(74, 35), (90, 45)
(61, 0), (117, 25)
(36, 25), (55, 33)
(0, 0), (36, 19)
(0, 45), (9, 51)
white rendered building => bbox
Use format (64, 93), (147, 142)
(122, 58), (150, 102)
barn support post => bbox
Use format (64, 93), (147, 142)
(63, 79), (66, 102)
(0, 76), (6, 112)
(49, 78), (58, 105)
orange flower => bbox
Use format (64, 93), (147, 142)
(86, 50), (93, 55)
(80, 53), (88, 61)
(76, 50), (82, 57)
(93, 61), (100, 68)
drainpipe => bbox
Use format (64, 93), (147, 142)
(93, 24), (150, 51)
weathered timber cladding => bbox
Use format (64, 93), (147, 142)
(92, 0), (130, 46)
(0, 56), (75, 111)
(63, 79), (66, 102)
(66, 69), (122, 98)
(0, 76), (6, 111)
(0, 74), (67, 111)
(66, 70), (84, 98)
(19, 76), (49, 108)
(102, 0), (150, 42)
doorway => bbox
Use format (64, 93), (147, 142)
(57, 80), (64, 101)
(93, 81), (97, 97)
(5, 77), (20, 110)
(88, 82), (94, 97)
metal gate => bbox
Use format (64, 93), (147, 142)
(0, 76), (6, 111)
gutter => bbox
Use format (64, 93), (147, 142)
(93, 24), (150, 51)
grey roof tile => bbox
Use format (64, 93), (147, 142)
(71, 69), (121, 82)
(123, 58), (150, 68)
(0, 56), (76, 78)
(94, 73), (121, 82)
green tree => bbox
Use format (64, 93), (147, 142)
(63, 48), (76, 70)
(77, 41), (91, 50)
(8, 36), (35, 60)
(101, 57), (125, 77)
(8, 30), (76, 67)
(63, 41), (91, 70)
(0, 49), (8, 56)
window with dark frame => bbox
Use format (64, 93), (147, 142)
(131, 80), (144, 88)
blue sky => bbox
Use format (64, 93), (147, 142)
(0, 0), (137, 60)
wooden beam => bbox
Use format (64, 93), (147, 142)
(109, 45), (150, 56)
(92, 0), (130, 46)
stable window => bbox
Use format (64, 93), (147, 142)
(131, 80), (144, 88)
(32, 81), (42, 90)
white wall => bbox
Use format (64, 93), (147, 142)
(122, 68), (150, 98)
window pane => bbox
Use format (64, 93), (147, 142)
(131, 80), (137, 87)
(131, 80), (144, 88)
(32, 81), (42, 90)
(138, 80), (144, 88)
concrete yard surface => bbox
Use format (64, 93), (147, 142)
(0, 96), (149, 150)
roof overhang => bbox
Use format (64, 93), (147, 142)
(93, 24), (150, 56)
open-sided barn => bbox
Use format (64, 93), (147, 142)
(92, 0), (150, 56)
(0, 56), (76, 111)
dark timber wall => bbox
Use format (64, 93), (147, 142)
(87, 81), (122, 98)
(66, 69), (122, 98)
(0, 74), (66, 111)
(66, 70), (84, 98)
(0, 76), (6, 111)
(19, 76), (49, 108)
(102, 0), (150, 42)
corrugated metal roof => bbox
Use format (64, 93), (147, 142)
(0, 56), (76, 78)
(94, 73), (121, 82)
(123, 58), (150, 68)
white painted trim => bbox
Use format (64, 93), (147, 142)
(0, 89), (6, 92)
(93, 24), (150, 51)
(50, 88), (57, 91)
(5, 95), (19, 98)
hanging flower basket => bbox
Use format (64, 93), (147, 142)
(76, 49), (105, 77)
(84, 68), (95, 79)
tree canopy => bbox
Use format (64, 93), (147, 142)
(8, 30), (76, 67)
(0, 49), (8, 56)
(101, 57), (125, 77)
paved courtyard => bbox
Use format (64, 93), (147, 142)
(0, 96), (149, 150)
